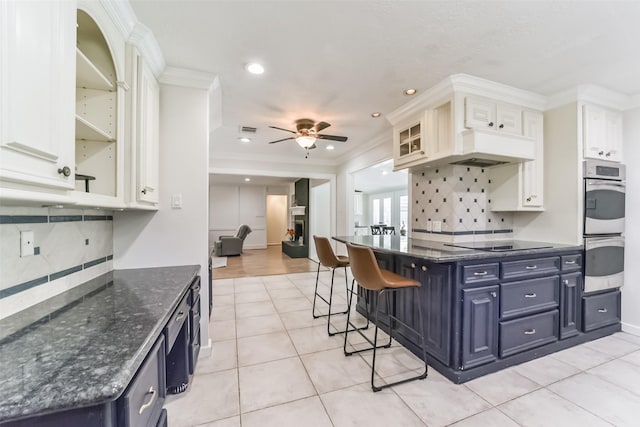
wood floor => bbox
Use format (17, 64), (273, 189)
(212, 245), (321, 279)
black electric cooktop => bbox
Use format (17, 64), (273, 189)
(445, 241), (553, 252)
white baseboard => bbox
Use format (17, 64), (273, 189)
(621, 322), (640, 336)
(244, 244), (268, 250)
(199, 338), (213, 358)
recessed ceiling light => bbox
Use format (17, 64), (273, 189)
(381, 170), (389, 175)
(371, 112), (382, 118)
(326, 145), (335, 150)
(238, 137), (252, 143)
(403, 89), (417, 96)
(244, 177), (251, 182)
(245, 63), (264, 75)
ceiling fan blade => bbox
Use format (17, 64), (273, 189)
(314, 121), (331, 132)
(317, 134), (348, 142)
(268, 137), (295, 144)
(269, 126), (296, 134)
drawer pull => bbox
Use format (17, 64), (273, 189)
(564, 260), (576, 265)
(524, 329), (536, 335)
(473, 271), (488, 276)
(175, 311), (185, 322)
(525, 265), (537, 270)
(524, 293), (537, 298)
(411, 263), (416, 269)
(138, 387), (157, 414)
(598, 308), (608, 313)
(421, 266), (428, 272)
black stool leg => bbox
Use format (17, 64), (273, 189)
(312, 262), (322, 318)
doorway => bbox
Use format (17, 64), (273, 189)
(266, 195), (288, 245)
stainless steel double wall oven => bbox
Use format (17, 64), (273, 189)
(583, 159), (626, 293)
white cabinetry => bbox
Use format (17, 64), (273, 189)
(583, 104), (623, 162)
(488, 111), (544, 211)
(465, 96), (523, 136)
(393, 119), (426, 169)
(0, 0), (76, 191)
(125, 46), (160, 208)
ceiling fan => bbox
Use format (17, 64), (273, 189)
(267, 118), (348, 157)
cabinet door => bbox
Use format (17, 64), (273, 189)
(522, 111), (544, 207)
(419, 262), (452, 365)
(462, 285), (499, 369)
(583, 104), (607, 159)
(465, 97), (496, 130)
(496, 104), (523, 135)
(136, 56), (160, 204)
(604, 112), (623, 162)
(560, 272), (581, 339)
(0, 0), (75, 189)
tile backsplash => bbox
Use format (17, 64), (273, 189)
(411, 165), (513, 241)
(0, 207), (113, 318)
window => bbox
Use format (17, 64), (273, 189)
(372, 199), (380, 224)
(400, 195), (408, 228)
(383, 197), (391, 225)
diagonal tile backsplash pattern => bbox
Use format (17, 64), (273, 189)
(411, 165), (513, 240)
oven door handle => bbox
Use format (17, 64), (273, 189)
(585, 237), (625, 250)
(586, 180), (626, 191)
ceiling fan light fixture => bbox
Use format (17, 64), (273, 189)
(245, 63), (264, 75)
(296, 135), (316, 148)
(403, 88), (417, 96)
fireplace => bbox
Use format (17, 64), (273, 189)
(294, 220), (304, 240)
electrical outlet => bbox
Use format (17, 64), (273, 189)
(432, 221), (442, 232)
(171, 194), (183, 209)
(20, 231), (35, 257)
(426, 220), (433, 232)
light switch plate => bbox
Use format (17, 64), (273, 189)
(426, 220), (433, 232)
(171, 194), (183, 209)
(432, 221), (442, 232)
(20, 231), (35, 257)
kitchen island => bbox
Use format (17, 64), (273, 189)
(334, 235), (621, 383)
(0, 265), (201, 426)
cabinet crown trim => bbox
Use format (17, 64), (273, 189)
(159, 67), (219, 90)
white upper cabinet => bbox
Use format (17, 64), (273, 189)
(488, 111), (544, 211)
(583, 104), (623, 162)
(125, 46), (159, 207)
(0, 0), (76, 190)
(393, 117), (427, 169)
(465, 96), (523, 136)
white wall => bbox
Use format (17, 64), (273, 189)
(309, 181), (331, 262)
(113, 83), (210, 347)
(209, 184), (267, 249)
(622, 106), (640, 335)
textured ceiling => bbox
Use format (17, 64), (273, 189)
(130, 0), (640, 165)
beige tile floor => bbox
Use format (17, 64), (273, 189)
(165, 271), (640, 427)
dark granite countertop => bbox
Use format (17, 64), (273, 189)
(333, 235), (582, 263)
(0, 265), (200, 423)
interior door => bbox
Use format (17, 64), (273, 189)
(266, 195), (287, 245)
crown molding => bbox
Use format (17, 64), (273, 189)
(159, 67), (218, 90)
(546, 85), (636, 111)
(386, 74), (547, 126)
(337, 131), (391, 164)
(98, 0), (137, 37)
(128, 23), (165, 77)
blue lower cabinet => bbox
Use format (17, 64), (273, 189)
(499, 310), (559, 358)
(560, 272), (582, 339)
(461, 285), (499, 369)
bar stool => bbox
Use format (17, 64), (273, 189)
(344, 243), (428, 392)
(313, 236), (369, 336)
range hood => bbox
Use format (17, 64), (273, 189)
(449, 129), (536, 167)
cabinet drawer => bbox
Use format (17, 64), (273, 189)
(165, 293), (190, 353)
(501, 257), (560, 280)
(119, 336), (166, 427)
(189, 277), (201, 305)
(499, 310), (558, 358)
(583, 290), (621, 332)
(561, 254), (582, 271)
(500, 276), (559, 319)
(462, 263), (499, 285)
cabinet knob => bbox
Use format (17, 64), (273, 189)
(421, 266), (428, 272)
(499, 124), (504, 129)
(488, 122), (494, 127)
(410, 263), (416, 269)
(490, 291), (497, 298)
(598, 150), (604, 155)
(606, 152), (611, 157)
(526, 197), (532, 202)
(57, 166), (71, 177)
(563, 279), (569, 285)
(141, 189), (147, 194)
